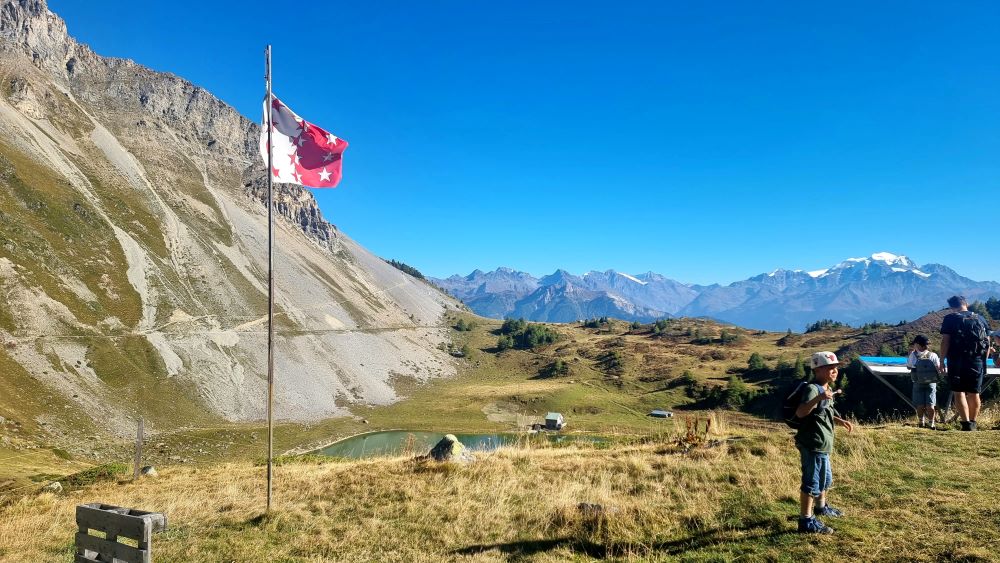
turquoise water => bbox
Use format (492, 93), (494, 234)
(316, 431), (603, 459)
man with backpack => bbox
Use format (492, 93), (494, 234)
(907, 335), (941, 429)
(787, 351), (854, 534)
(939, 295), (991, 431)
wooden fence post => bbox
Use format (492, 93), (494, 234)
(133, 417), (144, 481)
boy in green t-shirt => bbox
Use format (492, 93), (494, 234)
(795, 351), (854, 534)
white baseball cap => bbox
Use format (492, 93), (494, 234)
(810, 351), (842, 369)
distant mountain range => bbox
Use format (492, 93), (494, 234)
(431, 253), (1000, 331)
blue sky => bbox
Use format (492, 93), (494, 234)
(50, 1), (1000, 284)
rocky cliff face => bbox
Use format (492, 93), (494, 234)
(0, 0), (458, 443)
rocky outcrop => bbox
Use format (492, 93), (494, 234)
(0, 0), (460, 443)
(421, 434), (474, 463)
(1, 0), (333, 246)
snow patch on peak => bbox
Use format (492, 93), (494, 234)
(871, 252), (900, 262)
(617, 272), (648, 285)
(808, 269), (829, 278)
(871, 252), (916, 267)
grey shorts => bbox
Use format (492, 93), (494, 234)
(911, 383), (936, 407)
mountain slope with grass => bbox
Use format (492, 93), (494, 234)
(0, 0), (459, 452)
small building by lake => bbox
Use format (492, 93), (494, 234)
(545, 412), (565, 430)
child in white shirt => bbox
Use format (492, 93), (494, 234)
(906, 334), (941, 429)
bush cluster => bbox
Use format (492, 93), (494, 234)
(384, 259), (424, 279)
(496, 318), (559, 350)
(805, 319), (847, 333)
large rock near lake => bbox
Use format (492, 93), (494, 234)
(423, 434), (474, 463)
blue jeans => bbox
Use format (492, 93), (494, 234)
(799, 448), (832, 497)
(911, 383), (937, 407)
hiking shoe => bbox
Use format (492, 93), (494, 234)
(798, 517), (834, 534)
(961, 421), (973, 431)
(815, 505), (844, 518)
(969, 421), (977, 431)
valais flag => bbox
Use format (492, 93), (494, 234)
(259, 96), (348, 188)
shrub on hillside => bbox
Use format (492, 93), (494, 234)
(582, 317), (610, 329)
(538, 359), (570, 379)
(986, 297), (1000, 321)
(651, 319), (671, 336)
(495, 318), (559, 350)
(598, 350), (625, 374)
(384, 258), (424, 279)
(805, 319), (847, 333)
(746, 352), (767, 373)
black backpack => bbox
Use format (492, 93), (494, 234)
(953, 311), (990, 359)
(781, 380), (815, 428)
(910, 352), (939, 384)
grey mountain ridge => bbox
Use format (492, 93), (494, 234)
(431, 253), (1000, 330)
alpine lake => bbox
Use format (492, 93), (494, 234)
(314, 430), (608, 459)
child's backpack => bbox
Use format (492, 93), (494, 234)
(910, 352), (938, 384)
(953, 311), (990, 359)
(781, 380), (815, 428)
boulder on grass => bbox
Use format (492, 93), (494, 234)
(422, 434), (474, 463)
(140, 466), (158, 477)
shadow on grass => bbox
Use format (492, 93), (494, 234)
(453, 522), (794, 558)
(454, 537), (606, 558)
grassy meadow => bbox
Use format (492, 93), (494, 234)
(4, 314), (998, 560)
(2, 415), (999, 562)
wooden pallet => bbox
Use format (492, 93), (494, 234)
(75, 503), (167, 563)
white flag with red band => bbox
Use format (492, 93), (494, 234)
(259, 95), (348, 188)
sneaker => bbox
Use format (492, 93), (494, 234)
(969, 421), (977, 431)
(815, 505), (844, 518)
(961, 421), (972, 431)
(798, 516), (834, 534)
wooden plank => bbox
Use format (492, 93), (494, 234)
(75, 532), (148, 563)
(76, 504), (166, 542)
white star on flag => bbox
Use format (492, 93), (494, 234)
(259, 95), (348, 188)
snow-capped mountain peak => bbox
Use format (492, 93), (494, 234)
(818, 252), (923, 278)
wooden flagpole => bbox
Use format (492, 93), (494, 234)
(265, 44), (276, 513)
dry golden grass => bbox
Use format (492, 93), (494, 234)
(3, 420), (1000, 562)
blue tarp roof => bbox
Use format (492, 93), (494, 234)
(860, 356), (996, 367)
